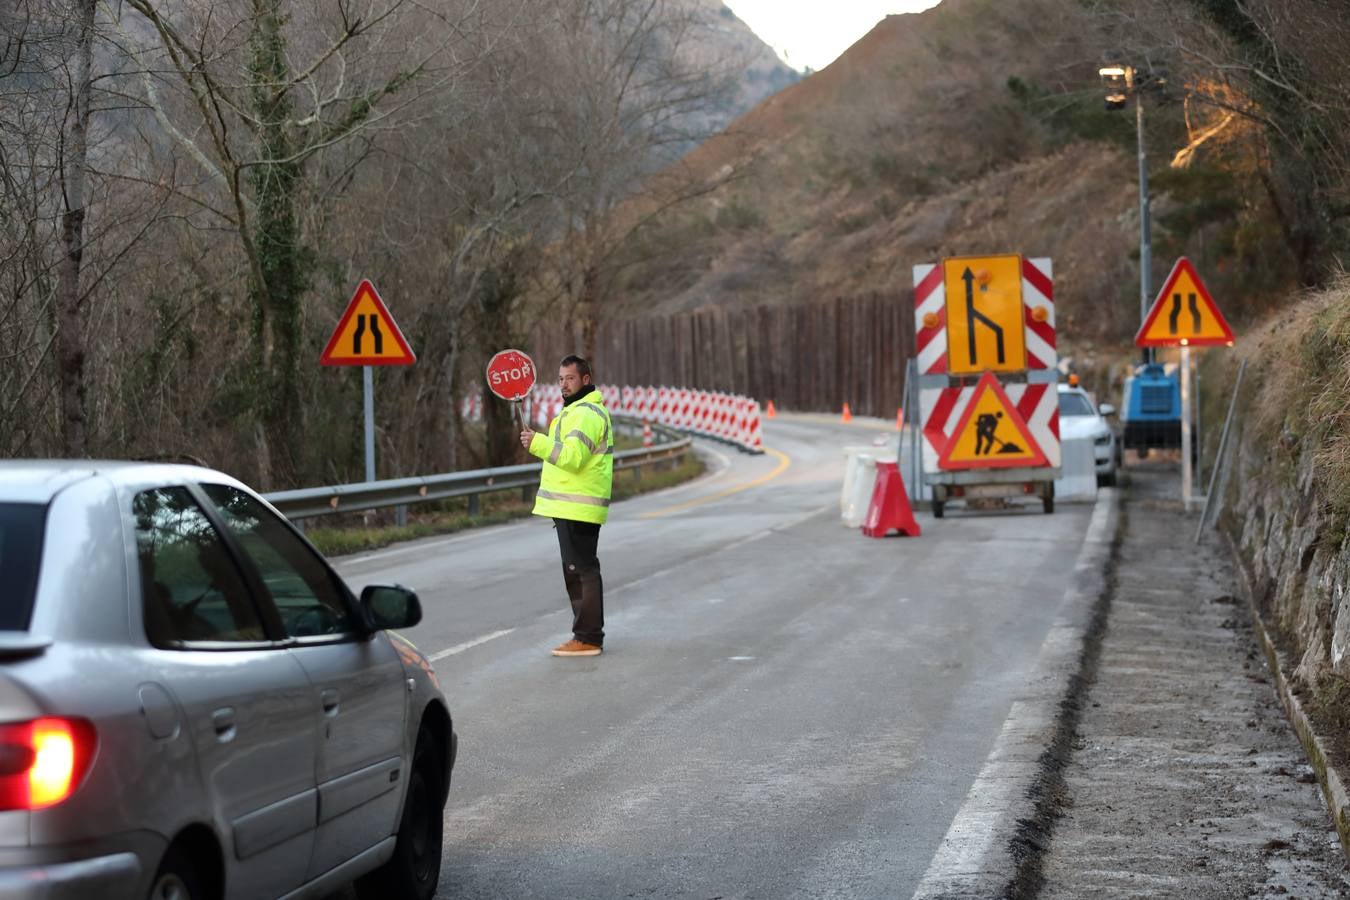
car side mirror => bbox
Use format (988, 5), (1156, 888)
(1099, 403), (1116, 417)
(361, 584), (423, 631)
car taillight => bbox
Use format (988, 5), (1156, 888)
(0, 718), (96, 810)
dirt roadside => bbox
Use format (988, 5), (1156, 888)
(1034, 461), (1350, 898)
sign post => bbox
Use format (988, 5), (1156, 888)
(485, 349), (537, 431)
(1180, 346), (1192, 510)
(1135, 257), (1234, 511)
(320, 279), (417, 483)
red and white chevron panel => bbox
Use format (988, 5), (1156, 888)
(914, 258), (1056, 372)
(1022, 257), (1056, 370)
(919, 382), (1060, 471)
(912, 263), (947, 375)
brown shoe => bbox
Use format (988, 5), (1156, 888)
(551, 639), (602, 657)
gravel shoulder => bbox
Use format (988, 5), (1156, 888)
(1037, 462), (1350, 898)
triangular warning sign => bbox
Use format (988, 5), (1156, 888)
(1135, 257), (1234, 347)
(939, 372), (1048, 470)
(320, 279), (416, 366)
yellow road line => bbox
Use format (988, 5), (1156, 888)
(640, 447), (791, 519)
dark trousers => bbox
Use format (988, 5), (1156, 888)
(554, 518), (604, 646)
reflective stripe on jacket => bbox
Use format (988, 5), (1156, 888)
(528, 388), (614, 524)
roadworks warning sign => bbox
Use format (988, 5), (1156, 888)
(938, 372), (1048, 470)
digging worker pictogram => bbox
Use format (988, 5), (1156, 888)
(520, 355), (614, 657)
(973, 411), (1024, 456)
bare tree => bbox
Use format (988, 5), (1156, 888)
(1091, 0), (1350, 284)
(116, 0), (470, 485)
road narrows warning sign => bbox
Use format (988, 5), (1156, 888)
(320, 280), (416, 366)
(1135, 257), (1234, 347)
(939, 372), (1048, 470)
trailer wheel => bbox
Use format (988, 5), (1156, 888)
(1041, 482), (1054, 515)
(933, 500), (944, 519)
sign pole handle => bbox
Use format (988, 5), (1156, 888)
(363, 365), (376, 483)
(1181, 346), (1192, 512)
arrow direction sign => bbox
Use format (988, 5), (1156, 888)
(943, 255), (1027, 375)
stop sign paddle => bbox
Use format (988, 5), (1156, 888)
(486, 349), (536, 428)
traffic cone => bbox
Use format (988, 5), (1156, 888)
(896, 407), (904, 431)
(766, 399), (777, 418)
(862, 460), (921, 538)
(840, 402), (853, 424)
(642, 419), (653, 448)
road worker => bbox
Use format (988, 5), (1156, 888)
(519, 355), (614, 657)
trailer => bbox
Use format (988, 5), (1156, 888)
(911, 255), (1062, 517)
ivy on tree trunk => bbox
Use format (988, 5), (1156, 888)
(248, 0), (310, 486)
(54, 0), (98, 458)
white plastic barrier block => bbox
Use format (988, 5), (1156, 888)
(841, 449), (884, 528)
(1053, 437), (1098, 503)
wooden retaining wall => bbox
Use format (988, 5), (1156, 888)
(530, 294), (912, 419)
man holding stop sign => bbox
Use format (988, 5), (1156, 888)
(516, 355), (613, 657)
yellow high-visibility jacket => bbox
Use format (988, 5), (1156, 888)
(528, 388), (614, 524)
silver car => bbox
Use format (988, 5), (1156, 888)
(0, 461), (455, 900)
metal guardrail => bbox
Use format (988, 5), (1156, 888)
(263, 417), (691, 522)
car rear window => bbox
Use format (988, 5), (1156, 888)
(0, 503), (47, 631)
(1058, 393), (1095, 417)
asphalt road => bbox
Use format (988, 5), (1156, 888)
(334, 415), (1094, 899)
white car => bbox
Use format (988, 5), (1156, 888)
(1058, 384), (1119, 486)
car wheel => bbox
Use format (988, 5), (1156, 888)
(355, 726), (444, 900)
(149, 846), (206, 900)
(1098, 471), (1116, 488)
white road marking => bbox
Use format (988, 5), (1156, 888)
(428, 628), (515, 661)
(910, 494), (1116, 898)
(338, 441), (736, 567)
(611, 504), (831, 598)
(425, 502), (834, 665)
(345, 520), (539, 566)
(695, 444), (733, 480)
(640, 447), (791, 519)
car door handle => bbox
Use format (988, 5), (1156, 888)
(212, 707), (236, 742)
(320, 689), (340, 716)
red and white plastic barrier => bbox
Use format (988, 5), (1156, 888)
(459, 383), (764, 453)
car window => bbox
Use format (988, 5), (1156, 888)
(133, 488), (266, 647)
(0, 503), (46, 631)
(1058, 392), (1095, 417)
(200, 485), (357, 639)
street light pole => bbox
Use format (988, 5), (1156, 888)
(1100, 60), (1156, 360)
(1135, 82), (1152, 363)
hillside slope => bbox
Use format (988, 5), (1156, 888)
(609, 0), (1178, 344)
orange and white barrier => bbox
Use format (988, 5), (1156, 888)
(461, 383), (765, 453)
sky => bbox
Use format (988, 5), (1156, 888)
(724, 0), (941, 72)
